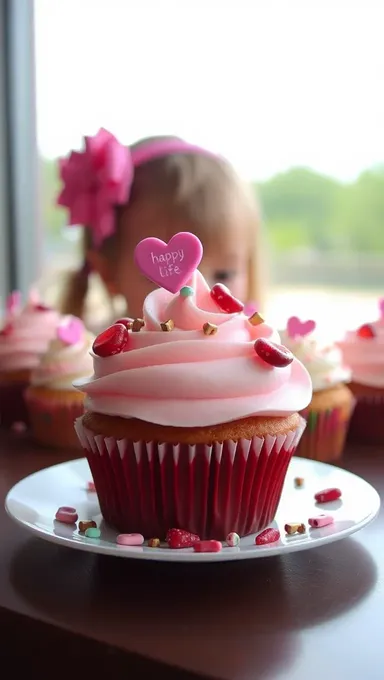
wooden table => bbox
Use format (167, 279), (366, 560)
(0, 431), (383, 678)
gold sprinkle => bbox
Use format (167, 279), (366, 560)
(203, 322), (218, 336)
(132, 318), (145, 332)
(148, 537), (161, 548)
(284, 523), (301, 535)
(294, 477), (304, 488)
(297, 523), (306, 534)
(160, 319), (175, 332)
(248, 312), (265, 326)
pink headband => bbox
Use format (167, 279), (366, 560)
(57, 128), (216, 247)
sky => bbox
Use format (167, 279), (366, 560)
(34, 0), (384, 182)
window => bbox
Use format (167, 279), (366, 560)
(34, 0), (384, 333)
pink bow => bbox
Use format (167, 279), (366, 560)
(57, 129), (133, 247)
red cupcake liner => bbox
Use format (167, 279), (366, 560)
(296, 403), (354, 462)
(75, 417), (306, 539)
(0, 381), (29, 428)
(347, 394), (384, 445)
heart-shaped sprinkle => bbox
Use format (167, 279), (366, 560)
(57, 316), (84, 346)
(254, 339), (294, 368)
(287, 316), (316, 339)
(134, 232), (203, 294)
(357, 323), (376, 339)
(93, 323), (129, 357)
(210, 284), (244, 314)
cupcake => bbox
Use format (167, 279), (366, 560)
(74, 234), (311, 539)
(0, 291), (60, 427)
(280, 316), (354, 462)
(25, 316), (94, 449)
(339, 301), (384, 444)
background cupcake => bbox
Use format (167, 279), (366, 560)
(0, 291), (60, 427)
(280, 316), (354, 462)
(25, 316), (94, 448)
(75, 265), (311, 540)
(339, 299), (384, 444)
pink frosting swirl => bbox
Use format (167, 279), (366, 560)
(77, 271), (312, 426)
(339, 317), (384, 388)
(0, 298), (60, 372)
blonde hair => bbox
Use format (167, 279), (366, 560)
(60, 136), (264, 318)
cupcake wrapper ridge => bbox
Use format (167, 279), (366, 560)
(75, 417), (306, 540)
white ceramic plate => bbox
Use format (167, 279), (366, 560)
(5, 457), (380, 563)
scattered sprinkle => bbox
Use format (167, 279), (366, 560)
(308, 514), (334, 528)
(294, 477), (304, 488)
(55, 506), (78, 524)
(87, 481), (96, 492)
(85, 527), (101, 539)
(167, 528), (200, 549)
(180, 286), (194, 298)
(93, 324), (129, 356)
(160, 319), (175, 332)
(116, 533), (144, 546)
(314, 488), (342, 504)
(194, 540), (222, 553)
(254, 339), (294, 368)
(248, 312), (265, 326)
(226, 532), (240, 547)
(203, 321), (218, 336)
(132, 318), (145, 332)
(148, 537), (161, 548)
(255, 528), (280, 545)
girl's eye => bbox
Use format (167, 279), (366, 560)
(214, 270), (235, 283)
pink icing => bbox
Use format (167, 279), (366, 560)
(339, 316), (384, 388)
(76, 271), (312, 427)
(0, 298), (60, 372)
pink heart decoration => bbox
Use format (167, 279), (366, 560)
(287, 316), (316, 339)
(379, 298), (384, 318)
(57, 317), (84, 346)
(134, 232), (203, 294)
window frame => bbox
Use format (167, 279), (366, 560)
(0, 0), (39, 307)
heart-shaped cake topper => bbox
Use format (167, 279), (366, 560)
(287, 316), (316, 339)
(57, 316), (84, 346)
(134, 232), (203, 294)
(379, 298), (384, 319)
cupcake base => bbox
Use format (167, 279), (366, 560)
(75, 413), (306, 540)
(347, 382), (384, 445)
(25, 386), (86, 449)
(0, 369), (31, 428)
(296, 384), (355, 462)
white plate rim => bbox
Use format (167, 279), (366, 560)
(5, 457), (381, 563)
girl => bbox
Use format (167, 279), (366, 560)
(58, 129), (264, 321)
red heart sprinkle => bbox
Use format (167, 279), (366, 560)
(255, 528), (280, 545)
(357, 323), (375, 339)
(254, 339), (294, 368)
(92, 323), (129, 357)
(166, 528), (200, 549)
(210, 284), (244, 314)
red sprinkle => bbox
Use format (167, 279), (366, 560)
(92, 323), (129, 357)
(194, 540), (222, 553)
(210, 284), (244, 314)
(357, 323), (375, 339)
(254, 339), (294, 368)
(314, 488), (342, 503)
(87, 481), (96, 492)
(166, 528), (200, 549)
(255, 528), (280, 545)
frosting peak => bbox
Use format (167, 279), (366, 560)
(77, 271), (312, 426)
(339, 314), (384, 388)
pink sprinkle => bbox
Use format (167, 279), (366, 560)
(193, 540), (222, 553)
(308, 514), (334, 528)
(255, 528), (280, 545)
(116, 533), (144, 546)
(55, 506), (78, 524)
(87, 481), (96, 492)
